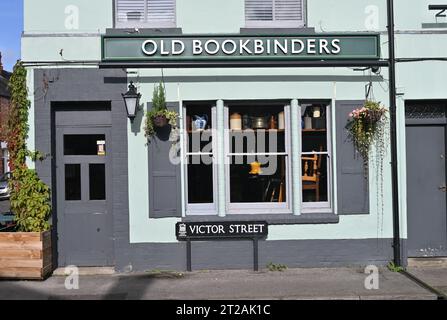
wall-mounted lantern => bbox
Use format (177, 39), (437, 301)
(122, 81), (141, 121)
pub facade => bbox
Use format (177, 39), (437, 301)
(22, 0), (447, 271)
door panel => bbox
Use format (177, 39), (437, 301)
(406, 125), (447, 257)
(56, 126), (113, 266)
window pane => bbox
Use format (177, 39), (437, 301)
(230, 155), (287, 203)
(65, 164), (81, 201)
(187, 155), (213, 204)
(64, 134), (106, 155)
(301, 105), (328, 152)
(302, 154), (329, 203)
(229, 105), (286, 154)
(89, 164), (106, 200)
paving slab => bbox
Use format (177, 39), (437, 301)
(0, 267), (437, 300)
(406, 266), (447, 297)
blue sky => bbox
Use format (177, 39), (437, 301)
(0, 0), (23, 71)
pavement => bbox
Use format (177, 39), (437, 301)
(0, 267), (441, 300)
(407, 259), (447, 297)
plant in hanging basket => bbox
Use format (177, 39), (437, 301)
(145, 82), (179, 139)
(345, 100), (388, 175)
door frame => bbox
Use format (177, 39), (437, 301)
(54, 120), (114, 266)
(405, 100), (447, 258)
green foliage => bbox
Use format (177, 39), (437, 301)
(387, 262), (404, 273)
(7, 61), (52, 232)
(345, 100), (388, 174)
(266, 262), (288, 272)
(145, 82), (179, 139)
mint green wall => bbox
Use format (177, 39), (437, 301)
(22, 0), (447, 243)
(24, 0), (112, 33)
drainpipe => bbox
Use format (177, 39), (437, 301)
(387, 0), (402, 266)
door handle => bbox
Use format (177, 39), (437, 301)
(439, 185), (447, 192)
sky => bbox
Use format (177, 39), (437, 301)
(0, 0), (23, 72)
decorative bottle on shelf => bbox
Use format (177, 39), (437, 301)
(230, 113), (242, 130)
(278, 111), (285, 130)
(269, 115), (277, 130)
(242, 114), (251, 130)
(312, 105), (326, 129)
(304, 107), (312, 130)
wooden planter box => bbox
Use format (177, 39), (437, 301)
(0, 231), (52, 280)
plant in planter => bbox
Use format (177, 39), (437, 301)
(0, 61), (52, 280)
(145, 82), (179, 139)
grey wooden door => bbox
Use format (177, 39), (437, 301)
(56, 126), (113, 266)
(406, 125), (447, 257)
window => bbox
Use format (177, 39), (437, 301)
(300, 102), (332, 212)
(184, 103), (217, 214)
(245, 0), (305, 28)
(225, 103), (291, 214)
(115, 0), (176, 28)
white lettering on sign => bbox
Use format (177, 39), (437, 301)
(205, 40), (220, 55)
(142, 40), (158, 55)
(222, 40), (237, 55)
(331, 39), (341, 54)
(291, 39), (305, 54)
(172, 40), (185, 55)
(193, 40), (203, 55)
(140, 38), (345, 57)
(254, 39), (264, 54)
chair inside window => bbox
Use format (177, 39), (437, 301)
(302, 150), (323, 202)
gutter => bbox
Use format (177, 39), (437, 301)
(387, 0), (402, 267)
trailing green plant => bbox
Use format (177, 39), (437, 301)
(7, 61), (51, 232)
(345, 100), (388, 176)
(345, 100), (389, 238)
(266, 262), (288, 272)
(145, 82), (179, 139)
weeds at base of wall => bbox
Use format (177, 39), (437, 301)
(145, 269), (185, 278)
(266, 262), (288, 272)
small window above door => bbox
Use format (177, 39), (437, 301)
(64, 135), (106, 156)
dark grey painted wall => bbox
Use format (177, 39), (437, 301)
(34, 68), (129, 269)
(114, 238), (399, 272)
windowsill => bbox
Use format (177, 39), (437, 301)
(106, 28), (182, 35)
(182, 213), (339, 225)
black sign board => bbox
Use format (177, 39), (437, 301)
(176, 221), (268, 240)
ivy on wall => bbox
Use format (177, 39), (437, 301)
(7, 61), (51, 232)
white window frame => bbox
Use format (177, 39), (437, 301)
(300, 103), (333, 213)
(245, 0), (307, 28)
(224, 103), (292, 215)
(183, 105), (218, 216)
(115, 0), (177, 28)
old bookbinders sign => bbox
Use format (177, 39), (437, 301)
(176, 221), (268, 240)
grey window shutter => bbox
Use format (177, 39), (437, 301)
(335, 100), (370, 215)
(245, 0), (304, 25)
(148, 102), (182, 218)
(116, 0), (176, 27)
